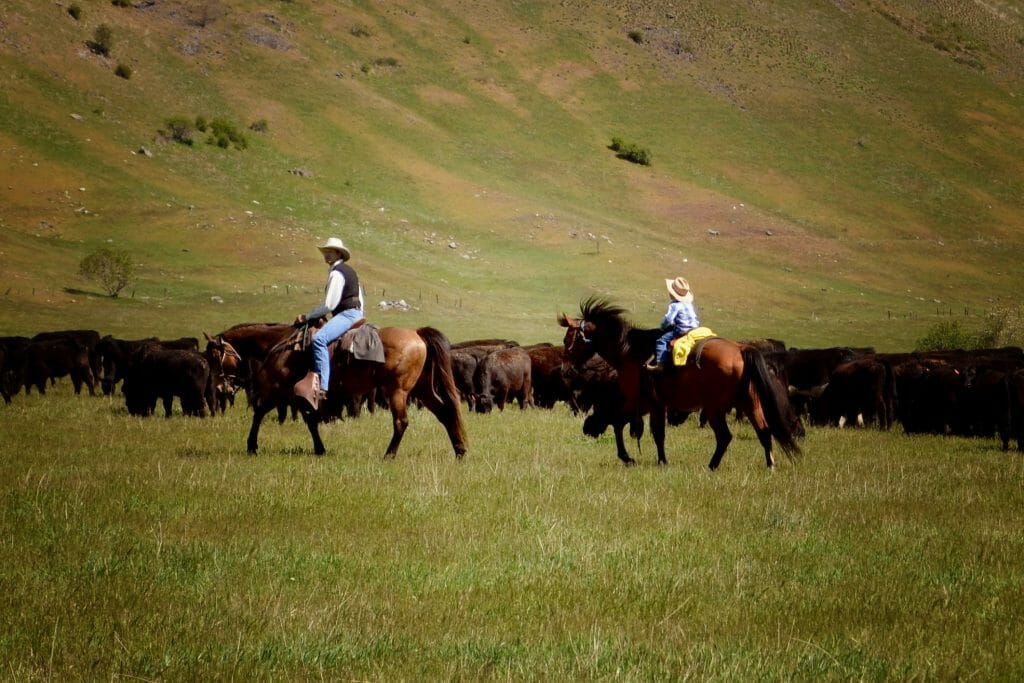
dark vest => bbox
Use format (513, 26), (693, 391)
(329, 261), (361, 314)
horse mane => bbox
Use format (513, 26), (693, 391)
(579, 296), (660, 359)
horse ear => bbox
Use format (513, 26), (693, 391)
(557, 313), (575, 328)
(204, 332), (215, 342)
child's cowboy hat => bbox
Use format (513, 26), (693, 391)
(317, 237), (351, 261)
(665, 276), (694, 303)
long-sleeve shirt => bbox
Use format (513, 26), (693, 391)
(306, 260), (364, 320)
(660, 300), (700, 336)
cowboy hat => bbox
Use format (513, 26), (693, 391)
(665, 276), (694, 303)
(317, 237), (351, 261)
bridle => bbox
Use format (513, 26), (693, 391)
(564, 319), (593, 359)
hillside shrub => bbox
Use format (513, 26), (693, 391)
(79, 248), (134, 297)
(350, 24), (371, 38)
(163, 116), (195, 145)
(68, 4), (82, 20)
(628, 30), (644, 44)
(194, 115), (208, 132)
(206, 118), (247, 150)
(975, 306), (1024, 348)
(915, 308), (1024, 352)
(111, 0), (131, 6)
(914, 320), (977, 352)
(114, 63), (132, 79)
(609, 137), (652, 166)
(89, 24), (114, 56)
(249, 119), (269, 133)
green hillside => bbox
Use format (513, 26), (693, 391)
(2, 0), (1023, 349)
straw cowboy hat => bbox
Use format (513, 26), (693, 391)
(317, 237), (351, 261)
(665, 276), (694, 303)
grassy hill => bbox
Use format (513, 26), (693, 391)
(2, 0), (1023, 350)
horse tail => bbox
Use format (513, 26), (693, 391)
(415, 327), (468, 453)
(743, 346), (801, 457)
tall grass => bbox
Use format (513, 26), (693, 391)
(2, 386), (1022, 679)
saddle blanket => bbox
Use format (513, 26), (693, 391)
(671, 326), (717, 366)
(338, 322), (385, 363)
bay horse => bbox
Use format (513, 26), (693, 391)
(207, 322), (297, 419)
(558, 297), (799, 469)
(244, 324), (467, 459)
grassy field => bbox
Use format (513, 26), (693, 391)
(2, 385), (1023, 680)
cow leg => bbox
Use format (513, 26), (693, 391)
(650, 406), (668, 465)
(706, 411), (733, 471)
(384, 391), (410, 458)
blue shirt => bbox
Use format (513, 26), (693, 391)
(660, 300), (700, 336)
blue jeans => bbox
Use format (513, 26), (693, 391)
(311, 308), (363, 391)
(654, 330), (676, 362)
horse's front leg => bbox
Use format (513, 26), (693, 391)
(247, 402), (273, 454)
(612, 419), (636, 466)
(302, 410), (325, 456)
(649, 405), (668, 465)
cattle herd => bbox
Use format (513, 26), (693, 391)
(2, 328), (1023, 453)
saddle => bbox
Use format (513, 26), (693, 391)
(671, 327), (718, 367)
(292, 319), (383, 412)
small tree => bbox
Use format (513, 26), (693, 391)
(79, 248), (134, 297)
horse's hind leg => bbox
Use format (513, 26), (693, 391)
(384, 392), (410, 458)
(743, 402), (776, 470)
(756, 427), (775, 470)
(706, 411), (733, 471)
(419, 392), (466, 459)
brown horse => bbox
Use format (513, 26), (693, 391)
(559, 297), (799, 469)
(245, 324), (468, 459)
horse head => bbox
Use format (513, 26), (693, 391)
(557, 313), (597, 364)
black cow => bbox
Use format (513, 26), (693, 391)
(474, 346), (533, 413)
(31, 329), (102, 382)
(525, 343), (571, 409)
(95, 335), (157, 395)
(22, 337), (96, 396)
(809, 356), (893, 429)
(0, 336), (31, 403)
(892, 358), (965, 435)
(122, 344), (214, 417)
(1009, 369), (1024, 451)
(450, 340), (519, 411)
(96, 336), (199, 396)
(769, 346), (875, 418)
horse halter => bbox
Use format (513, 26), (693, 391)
(565, 319), (592, 357)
